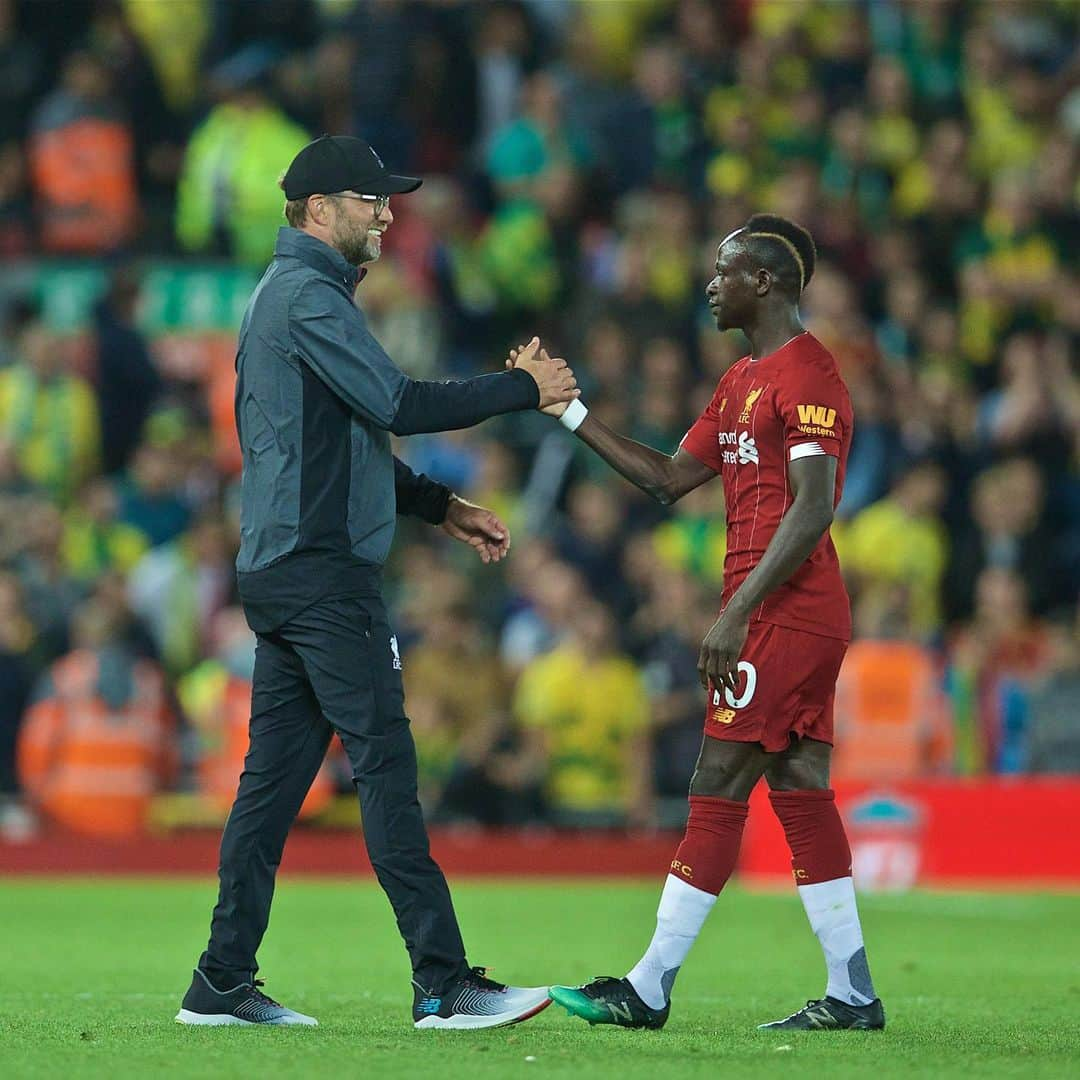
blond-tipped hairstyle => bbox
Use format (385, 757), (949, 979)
(743, 214), (816, 295)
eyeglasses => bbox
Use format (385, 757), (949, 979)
(331, 192), (389, 216)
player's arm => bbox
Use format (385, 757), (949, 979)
(698, 454), (837, 692)
(566, 412), (717, 505)
(507, 343), (717, 504)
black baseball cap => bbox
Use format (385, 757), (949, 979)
(282, 135), (421, 200)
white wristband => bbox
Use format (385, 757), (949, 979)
(559, 399), (589, 432)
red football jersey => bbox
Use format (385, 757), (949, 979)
(680, 332), (853, 641)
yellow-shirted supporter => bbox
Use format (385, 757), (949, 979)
(514, 601), (651, 826)
(0, 320), (100, 502)
(61, 479), (150, 583)
(651, 482), (726, 588)
(842, 462), (949, 641)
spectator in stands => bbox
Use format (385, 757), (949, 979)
(0, 0), (45, 147)
(115, 439), (191, 548)
(0, 140), (32, 257)
(637, 569), (712, 811)
(864, 54), (920, 179)
(472, 0), (533, 156)
(947, 567), (1056, 774)
(404, 601), (539, 825)
(483, 70), (590, 313)
(86, 0), (183, 245)
(127, 506), (234, 677)
(61, 477), (149, 584)
(467, 439), (525, 543)
(945, 458), (1056, 622)
(977, 331), (1080, 470)
(12, 499), (84, 663)
(651, 481), (727, 588)
(631, 39), (705, 190)
(633, 337), (692, 450)
(1025, 603), (1080, 774)
(0, 311), (101, 501)
(499, 549), (582, 672)
(832, 633), (952, 782)
(175, 44), (309, 266)
(0, 570), (36, 839)
(821, 107), (891, 228)
(16, 596), (175, 838)
(553, 480), (627, 611)
(91, 265), (161, 476)
(28, 49), (137, 253)
(514, 600), (652, 827)
(119, 0), (209, 121)
(844, 460), (949, 641)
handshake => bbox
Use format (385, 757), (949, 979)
(505, 336), (579, 418)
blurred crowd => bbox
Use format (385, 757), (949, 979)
(1, 0), (1078, 842)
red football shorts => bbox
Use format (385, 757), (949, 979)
(704, 620), (848, 753)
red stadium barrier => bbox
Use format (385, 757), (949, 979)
(2, 779), (1078, 886)
(742, 778), (1080, 888)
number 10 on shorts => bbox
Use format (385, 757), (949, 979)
(712, 661), (757, 714)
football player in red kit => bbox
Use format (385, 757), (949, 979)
(523, 215), (884, 1031)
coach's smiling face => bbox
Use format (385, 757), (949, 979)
(706, 233), (762, 331)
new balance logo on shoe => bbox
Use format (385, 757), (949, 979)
(801, 1005), (837, 1028)
(412, 967), (550, 1030)
(549, 976), (669, 1030)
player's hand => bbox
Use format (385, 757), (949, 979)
(507, 337), (577, 414)
(697, 608), (749, 694)
(440, 495), (510, 565)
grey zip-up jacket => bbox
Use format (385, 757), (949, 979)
(234, 228), (537, 627)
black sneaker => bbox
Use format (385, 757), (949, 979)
(175, 968), (318, 1026)
(548, 976), (669, 1030)
(758, 995), (885, 1031)
(412, 966), (551, 1030)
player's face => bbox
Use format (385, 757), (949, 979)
(705, 241), (753, 330)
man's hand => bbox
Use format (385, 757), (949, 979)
(697, 606), (750, 694)
(506, 336), (578, 413)
(440, 495), (510, 564)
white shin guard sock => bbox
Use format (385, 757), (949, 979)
(797, 876), (876, 1006)
(625, 874), (718, 1010)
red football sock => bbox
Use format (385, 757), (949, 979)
(669, 795), (749, 895)
(769, 789), (852, 885)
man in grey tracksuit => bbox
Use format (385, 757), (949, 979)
(177, 136), (578, 1030)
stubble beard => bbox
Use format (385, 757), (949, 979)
(333, 218), (381, 267)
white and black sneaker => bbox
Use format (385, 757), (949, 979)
(175, 968), (318, 1026)
(412, 966), (551, 1030)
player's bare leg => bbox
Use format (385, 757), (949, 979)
(758, 737), (885, 1030)
(551, 738), (769, 1027)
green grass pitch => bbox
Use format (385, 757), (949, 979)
(1, 878), (1077, 1078)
